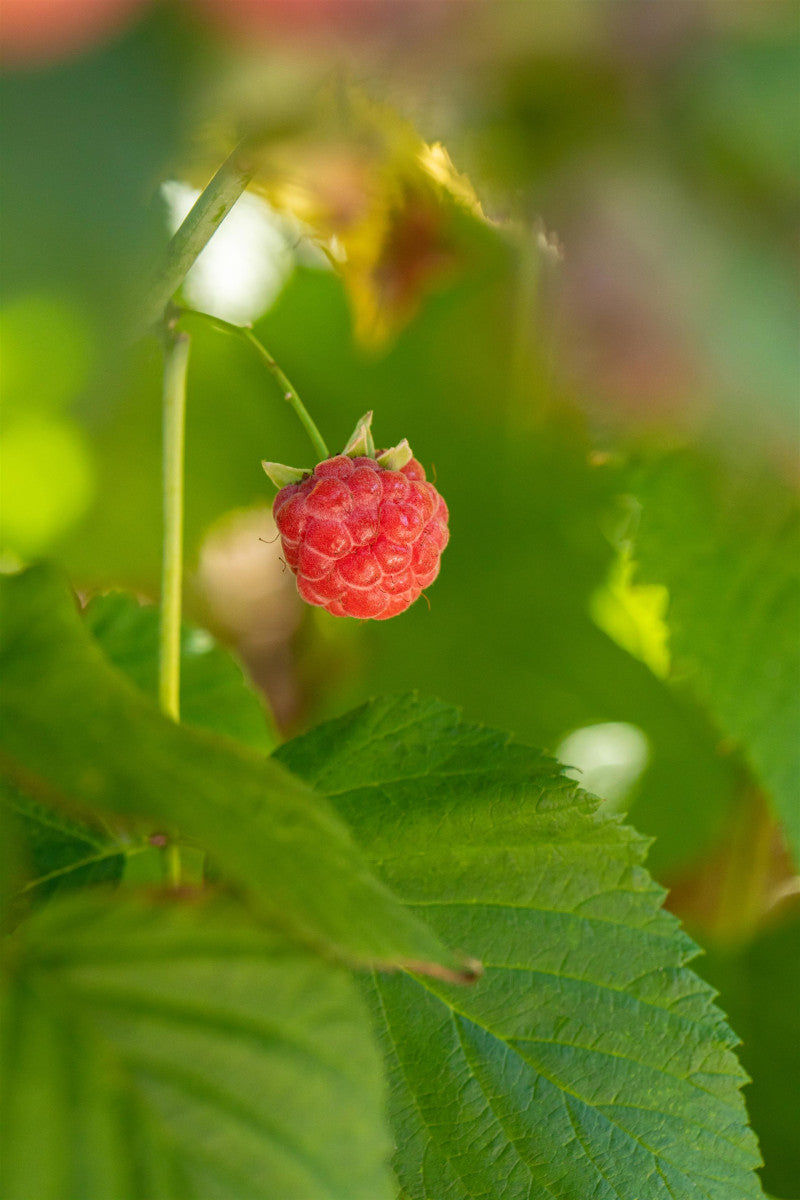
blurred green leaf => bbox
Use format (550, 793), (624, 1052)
(701, 915), (800, 1200)
(0, 293), (100, 559)
(2, 590), (275, 920)
(670, 34), (800, 208)
(0, 414), (95, 557)
(0, 6), (196, 328)
(83, 592), (277, 753)
(278, 695), (763, 1200)
(0, 292), (95, 418)
(2, 779), (129, 912)
(0, 564), (474, 979)
(0, 892), (393, 1200)
(0, 794), (25, 930)
(631, 452), (800, 862)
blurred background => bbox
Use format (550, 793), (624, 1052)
(1, 2), (798, 1193)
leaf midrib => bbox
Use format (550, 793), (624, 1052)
(371, 973), (559, 1200)
(19, 844), (142, 894)
(48, 976), (365, 1084)
(120, 1052), (347, 1200)
(20, 953), (367, 1200)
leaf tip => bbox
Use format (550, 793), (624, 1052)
(402, 954), (483, 986)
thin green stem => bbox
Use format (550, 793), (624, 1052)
(244, 328), (331, 461)
(138, 140), (256, 339)
(158, 325), (190, 888)
(178, 306), (330, 460)
(143, 145), (255, 886)
(165, 843), (183, 889)
(159, 328), (190, 722)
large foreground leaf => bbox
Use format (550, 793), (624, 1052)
(0, 565), (473, 979)
(631, 452), (800, 862)
(5, 592), (275, 914)
(278, 696), (763, 1199)
(0, 893), (393, 1200)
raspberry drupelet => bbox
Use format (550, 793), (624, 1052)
(273, 452), (449, 620)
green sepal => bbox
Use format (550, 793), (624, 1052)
(261, 461), (310, 488)
(376, 439), (413, 471)
(342, 411), (376, 458)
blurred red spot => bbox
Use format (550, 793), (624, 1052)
(0, 0), (149, 67)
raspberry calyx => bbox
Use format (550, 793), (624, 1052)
(264, 412), (449, 620)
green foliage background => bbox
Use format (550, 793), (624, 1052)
(1, 2), (798, 1197)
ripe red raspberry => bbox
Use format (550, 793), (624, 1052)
(273, 453), (449, 619)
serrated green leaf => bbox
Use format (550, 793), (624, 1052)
(0, 565), (474, 979)
(0, 892), (394, 1200)
(277, 695), (764, 1200)
(83, 592), (277, 754)
(631, 453), (800, 862)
